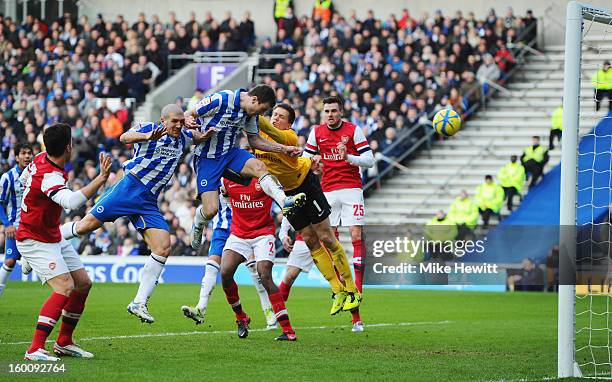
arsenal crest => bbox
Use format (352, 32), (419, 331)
(341, 135), (349, 144)
(255, 181), (262, 191)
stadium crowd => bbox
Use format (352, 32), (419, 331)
(0, 5), (538, 257)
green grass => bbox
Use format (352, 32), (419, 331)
(0, 283), (565, 381)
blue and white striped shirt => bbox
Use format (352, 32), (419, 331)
(212, 194), (232, 230)
(0, 165), (24, 227)
(192, 89), (259, 159)
(123, 122), (194, 196)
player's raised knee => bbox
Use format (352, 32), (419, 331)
(75, 277), (93, 293)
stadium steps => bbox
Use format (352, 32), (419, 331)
(364, 40), (612, 226)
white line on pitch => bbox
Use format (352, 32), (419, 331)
(0, 320), (452, 346)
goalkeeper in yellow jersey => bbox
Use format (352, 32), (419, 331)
(255, 103), (361, 315)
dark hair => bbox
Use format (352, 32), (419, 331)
(14, 142), (32, 157)
(273, 103), (296, 124)
(43, 123), (72, 157)
(248, 84), (276, 108)
(485, 175), (493, 181)
(322, 95), (344, 109)
(532, 135), (540, 140)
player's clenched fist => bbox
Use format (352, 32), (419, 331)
(284, 146), (302, 157)
(310, 155), (323, 176)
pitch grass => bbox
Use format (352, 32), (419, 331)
(0, 283), (567, 381)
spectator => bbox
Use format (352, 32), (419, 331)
(448, 190), (479, 239)
(521, 136), (549, 188)
(549, 103), (563, 150)
(592, 60), (612, 112)
(100, 109), (123, 146)
(424, 210), (458, 260)
(475, 175), (504, 228)
(497, 155), (526, 212)
(507, 258), (544, 292)
(494, 39), (515, 74)
(312, 0), (334, 24)
(274, 0), (295, 26)
(476, 53), (501, 86)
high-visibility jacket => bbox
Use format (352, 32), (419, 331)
(448, 197), (479, 229)
(497, 162), (526, 193)
(551, 106), (563, 131)
(592, 68), (612, 90)
(475, 182), (505, 213)
(522, 145), (547, 163)
(424, 216), (458, 242)
(274, 0), (291, 19)
(313, 0), (332, 23)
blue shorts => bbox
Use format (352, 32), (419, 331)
(4, 237), (20, 261)
(209, 228), (230, 257)
(91, 173), (169, 232)
(196, 147), (254, 194)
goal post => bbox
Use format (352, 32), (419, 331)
(559, 1), (612, 378)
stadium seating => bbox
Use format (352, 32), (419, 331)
(364, 32), (612, 226)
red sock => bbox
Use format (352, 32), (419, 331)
(279, 281), (291, 302)
(352, 239), (364, 293)
(351, 308), (362, 324)
(57, 290), (89, 346)
(223, 281), (247, 320)
(269, 292), (294, 334)
(28, 292), (70, 353)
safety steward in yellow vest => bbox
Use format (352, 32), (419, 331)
(475, 175), (505, 228)
(448, 190), (479, 239)
(592, 60), (612, 112)
(497, 155), (526, 212)
(520, 136), (549, 189)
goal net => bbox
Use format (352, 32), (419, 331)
(559, 1), (612, 378)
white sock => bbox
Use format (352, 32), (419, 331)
(0, 264), (13, 288)
(60, 221), (78, 240)
(246, 260), (271, 310)
(194, 206), (210, 229)
(134, 253), (166, 304)
(258, 174), (286, 207)
(196, 259), (220, 311)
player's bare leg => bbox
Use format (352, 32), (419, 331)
(220, 249), (250, 338)
(53, 268), (94, 358)
(60, 213), (104, 240)
(256, 260), (297, 341)
(240, 158), (306, 216)
(127, 228), (171, 324)
(191, 190), (220, 250)
(279, 266), (302, 301)
(182, 254), (221, 325)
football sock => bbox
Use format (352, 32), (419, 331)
(223, 280), (247, 320)
(57, 290), (89, 346)
(279, 281), (291, 302)
(60, 221), (78, 240)
(193, 206), (210, 229)
(352, 239), (364, 293)
(196, 259), (220, 311)
(327, 240), (358, 293)
(133, 253), (166, 304)
(28, 292), (69, 353)
(258, 173), (286, 207)
(311, 245), (344, 294)
(269, 292), (294, 334)
(246, 260), (271, 310)
(0, 264), (13, 293)
(351, 308), (362, 324)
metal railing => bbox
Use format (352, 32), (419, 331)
(364, 21), (539, 194)
(167, 51), (248, 75)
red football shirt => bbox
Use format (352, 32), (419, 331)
(305, 121), (371, 192)
(16, 152), (68, 243)
(223, 178), (275, 239)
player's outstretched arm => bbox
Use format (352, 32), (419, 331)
(247, 133), (301, 156)
(192, 128), (218, 145)
(120, 127), (166, 144)
(47, 153), (112, 210)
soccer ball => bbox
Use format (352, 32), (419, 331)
(432, 108), (461, 136)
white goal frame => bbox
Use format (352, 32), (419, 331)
(559, 1), (612, 378)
